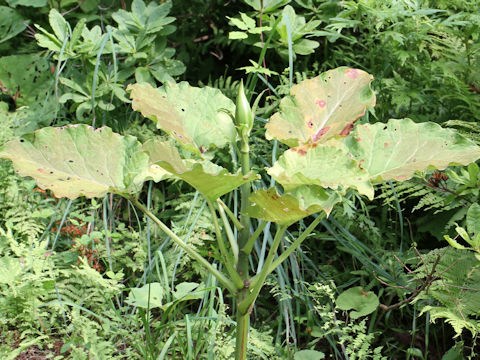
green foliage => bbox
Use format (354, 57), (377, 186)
(415, 247), (480, 337)
(31, 1), (184, 125)
(0, 6), (26, 43)
(110, 0), (185, 84)
(336, 286), (379, 319)
(304, 281), (387, 360)
(0, 54), (56, 134)
(0, 1), (480, 358)
(229, 5), (321, 59)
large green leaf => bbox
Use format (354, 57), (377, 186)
(265, 67), (375, 147)
(128, 82), (236, 155)
(245, 186), (340, 225)
(142, 140), (258, 201)
(467, 203), (480, 238)
(0, 54), (56, 134)
(0, 6), (27, 43)
(345, 119), (480, 182)
(268, 141), (374, 199)
(0, 125), (151, 199)
(5, 0), (47, 7)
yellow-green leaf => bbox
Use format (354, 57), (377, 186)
(0, 125), (150, 199)
(345, 119), (480, 182)
(265, 67), (375, 147)
(142, 140), (258, 201)
(128, 82), (236, 155)
(245, 186), (341, 225)
(268, 142), (374, 199)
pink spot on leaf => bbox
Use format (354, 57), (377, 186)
(339, 122), (354, 136)
(345, 68), (359, 79)
(37, 168), (46, 173)
(312, 126), (330, 141)
(307, 119), (314, 128)
(384, 142), (389, 147)
(316, 100), (326, 108)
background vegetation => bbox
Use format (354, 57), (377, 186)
(0, 0), (479, 359)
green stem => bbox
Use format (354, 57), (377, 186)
(130, 197), (237, 295)
(242, 220), (268, 255)
(237, 143), (251, 279)
(265, 214), (325, 277)
(238, 225), (288, 315)
(217, 199), (244, 230)
(216, 201), (240, 262)
(235, 309), (249, 360)
(207, 201), (244, 290)
(249, 214), (324, 288)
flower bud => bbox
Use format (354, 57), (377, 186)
(235, 80), (253, 136)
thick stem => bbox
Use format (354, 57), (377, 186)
(237, 143), (251, 279)
(130, 197), (237, 295)
(234, 107), (253, 360)
(235, 308), (249, 360)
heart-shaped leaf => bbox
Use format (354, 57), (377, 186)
(126, 282), (164, 309)
(128, 82), (236, 155)
(336, 286), (379, 319)
(142, 140), (258, 201)
(245, 186), (340, 225)
(0, 125), (151, 199)
(345, 119), (480, 182)
(268, 142), (374, 199)
(265, 67), (375, 147)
